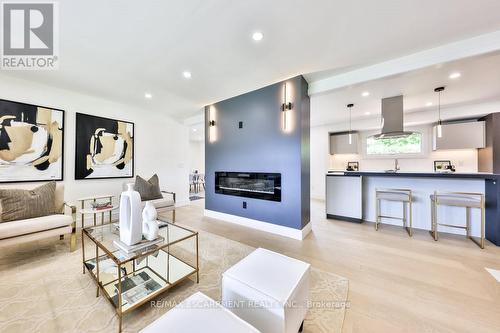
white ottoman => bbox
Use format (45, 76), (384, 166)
(140, 292), (260, 333)
(222, 248), (310, 333)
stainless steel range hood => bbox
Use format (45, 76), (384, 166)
(371, 95), (414, 139)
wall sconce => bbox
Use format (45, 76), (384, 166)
(281, 82), (293, 132)
(208, 106), (217, 143)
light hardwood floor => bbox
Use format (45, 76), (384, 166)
(175, 198), (500, 333)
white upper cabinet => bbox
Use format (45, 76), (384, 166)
(432, 121), (485, 150)
(329, 133), (359, 154)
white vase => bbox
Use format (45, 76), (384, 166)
(142, 201), (157, 222)
(142, 220), (159, 241)
(119, 183), (143, 246)
(142, 201), (159, 241)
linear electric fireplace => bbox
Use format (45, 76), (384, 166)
(215, 172), (281, 202)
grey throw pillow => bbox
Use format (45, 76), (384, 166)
(135, 174), (163, 201)
(0, 181), (57, 223)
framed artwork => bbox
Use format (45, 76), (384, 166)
(0, 99), (64, 183)
(434, 160), (451, 172)
(75, 113), (134, 180)
(347, 161), (359, 171)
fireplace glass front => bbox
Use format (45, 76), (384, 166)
(215, 172), (281, 202)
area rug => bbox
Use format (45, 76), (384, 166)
(0, 229), (348, 332)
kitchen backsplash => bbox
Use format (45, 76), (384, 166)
(329, 149), (478, 172)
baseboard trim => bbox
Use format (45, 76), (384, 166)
(204, 209), (312, 240)
(326, 214), (363, 223)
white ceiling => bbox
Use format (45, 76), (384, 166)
(310, 52), (500, 127)
(2, 0), (500, 120)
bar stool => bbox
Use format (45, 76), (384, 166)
(430, 191), (485, 249)
(375, 188), (413, 236)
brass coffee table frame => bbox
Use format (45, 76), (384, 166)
(82, 222), (199, 332)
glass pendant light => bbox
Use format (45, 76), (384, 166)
(347, 103), (354, 144)
(434, 87), (445, 138)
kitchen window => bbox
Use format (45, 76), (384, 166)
(366, 132), (423, 155)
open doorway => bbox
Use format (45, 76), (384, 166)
(189, 122), (205, 203)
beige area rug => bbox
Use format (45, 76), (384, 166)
(0, 229), (348, 333)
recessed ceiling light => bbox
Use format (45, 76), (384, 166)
(426, 102), (433, 107)
(144, 92), (152, 99)
(192, 128), (197, 132)
(361, 91), (370, 97)
(449, 72), (461, 79)
(252, 31), (264, 41)
(364, 112), (371, 115)
(183, 71), (192, 79)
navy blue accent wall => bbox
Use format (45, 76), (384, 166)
(205, 76), (310, 230)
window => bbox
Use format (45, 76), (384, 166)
(366, 132), (422, 155)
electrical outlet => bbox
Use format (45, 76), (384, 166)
(239, 121), (243, 129)
(242, 201), (247, 209)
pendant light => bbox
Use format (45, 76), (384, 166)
(347, 103), (354, 144)
(434, 87), (445, 138)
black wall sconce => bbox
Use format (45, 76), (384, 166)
(281, 82), (293, 132)
(208, 106), (217, 143)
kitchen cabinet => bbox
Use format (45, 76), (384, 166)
(329, 132), (359, 154)
(433, 121), (485, 150)
(479, 113), (500, 173)
(326, 174), (362, 222)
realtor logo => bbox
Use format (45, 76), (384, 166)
(1, 2), (59, 70)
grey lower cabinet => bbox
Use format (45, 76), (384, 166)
(433, 121), (485, 150)
(326, 174), (363, 222)
(329, 132), (359, 154)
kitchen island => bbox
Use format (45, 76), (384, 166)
(326, 171), (500, 246)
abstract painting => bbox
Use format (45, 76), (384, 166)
(0, 99), (64, 183)
(75, 113), (134, 179)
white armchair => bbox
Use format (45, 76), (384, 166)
(122, 182), (176, 222)
(0, 183), (77, 251)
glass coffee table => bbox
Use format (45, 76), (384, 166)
(82, 221), (199, 332)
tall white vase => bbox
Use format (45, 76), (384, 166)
(119, 183), (143, 246)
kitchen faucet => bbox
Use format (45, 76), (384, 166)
(394, 158), (400, 172)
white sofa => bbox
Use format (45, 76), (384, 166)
(0, 183), (76, 251)
(123, 182), (176, 222)
(140, 292), (261, 333)
(222, 248), (310, 333)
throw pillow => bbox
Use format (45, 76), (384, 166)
(135, 174), (163, 201)
(0, 181), (57, 223)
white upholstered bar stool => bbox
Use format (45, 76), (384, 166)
(375, 188), (413, 236)
(430, 191), (485, 249)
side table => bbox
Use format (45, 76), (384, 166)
(77, 194), (118, 228)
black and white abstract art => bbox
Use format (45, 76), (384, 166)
(0, 99), (64, 183)
(75, 113), (134, 180)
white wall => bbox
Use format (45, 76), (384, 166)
(311, 123), (478, 200)
(0, 75), (190, 206)
(189, 141), (205, 174)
